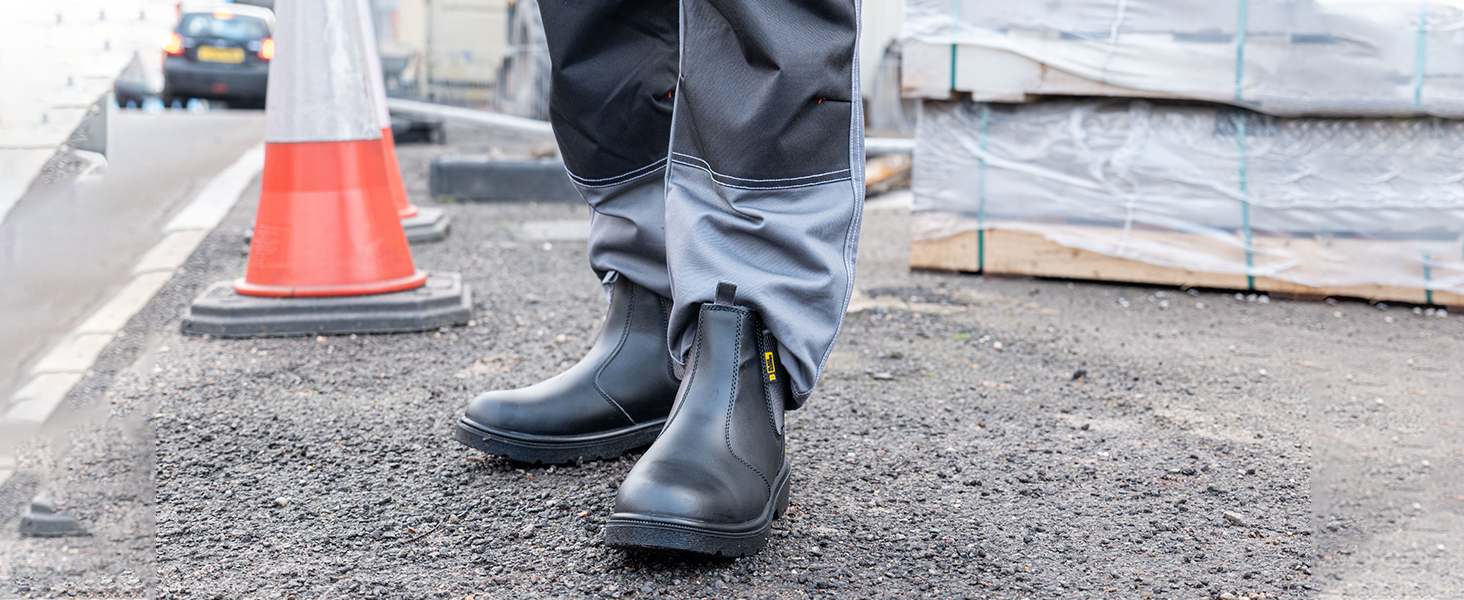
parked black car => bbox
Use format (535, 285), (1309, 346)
(162, 5), (274, 108)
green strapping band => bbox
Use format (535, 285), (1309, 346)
(951, 45), (958, 91)
(1235, 1), (1254, 290)
(977, 102), (989, 272)
(1238, 112), (1255, 290)
(1234, 0), (1248, 102)
(1423, 252), (1434, 305)
(950, 0), (962, 92)
(1415, 1), (1429, 107)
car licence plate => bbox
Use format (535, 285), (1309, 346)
(197, 46), (245, 64)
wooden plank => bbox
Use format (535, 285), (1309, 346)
(900, 41), (955, 100)
(985, 229), (1252, 290)
(864, 153), (912, 196)
(909, 228), (982, 272)
(910, 219), (1464, 307)
(952, 45), (1190, 104)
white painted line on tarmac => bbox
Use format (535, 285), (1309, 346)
(0, 150), (56, 228)
(131, 230), (212, 275)
(74, 272), (176, 334)
(165, 146), (266, 232)
(0, 144), (264, 444)
(7, 373), (85, 425)
(0, 452), (16, 492)
(30, 334), (117, 375)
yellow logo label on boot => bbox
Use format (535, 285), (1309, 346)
(763, 352), (777, 381)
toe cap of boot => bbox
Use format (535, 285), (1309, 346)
(613, 453), (772, 529)
(463, 375), (633, 437)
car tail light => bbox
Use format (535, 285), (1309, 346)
(164, 33), (184, 56)
(259, 37), (274, 61)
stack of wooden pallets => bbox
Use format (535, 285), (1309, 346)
(900, 0), (1464, 307)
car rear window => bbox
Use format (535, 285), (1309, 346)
(178, 13), (270, 40)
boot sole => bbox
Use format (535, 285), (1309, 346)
(603, 463), (792, 558)
(454, 417), (665, 464)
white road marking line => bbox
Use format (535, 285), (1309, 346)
(132, 230), (211, 275)
(30, 333), (116, 374)
(74, 272), (175, 334)
(0, 452), (13, 498)
(0, 144), (264, 474)
(165, 146), (265, 232)
(7, 373), (85, 425)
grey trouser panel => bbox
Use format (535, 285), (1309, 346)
(539, 0), (864, 407)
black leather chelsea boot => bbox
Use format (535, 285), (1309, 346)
(454, 272), (681, 464)
(604, 282), (791, 558)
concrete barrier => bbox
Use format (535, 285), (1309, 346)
(429, 156), (580, 202)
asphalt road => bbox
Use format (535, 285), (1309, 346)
(0, 110), (266, 403)
(0, 122), (1459, 600)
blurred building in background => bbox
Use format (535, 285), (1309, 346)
(365, 0), (909, 122)
(0, 0), (909, 227)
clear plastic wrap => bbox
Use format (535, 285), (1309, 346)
(903, 0), (1464, 118)
(912, 98), (1464, 299)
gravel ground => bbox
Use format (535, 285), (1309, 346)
(1, 124), (1459, 600)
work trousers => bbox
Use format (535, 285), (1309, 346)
(539, 0), (864, 407)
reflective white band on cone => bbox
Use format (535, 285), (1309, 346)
(264, 0), (380, 143)
(352, 0), (419, 219)
(242, 0), (422, 298)
(355, 0), (393, 130)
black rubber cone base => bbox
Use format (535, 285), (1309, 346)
(402, 206), (451, 243)
(19, 501), (88, 537)
(182, 272), (472, 337)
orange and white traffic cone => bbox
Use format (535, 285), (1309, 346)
(182, 0), (470, 337)
(355, 0), (451, 242)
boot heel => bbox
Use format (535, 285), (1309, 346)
(773, 465), (792, 520)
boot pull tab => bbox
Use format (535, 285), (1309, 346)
(714, 282), (737, 306)
(600, 271), (620, 304)
(761, 329), (788, 435)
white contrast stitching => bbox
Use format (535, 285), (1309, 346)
(566, 158), (668, 187)
(571, 165), (667, 190)
(805, 0), (866, 404)
(670, 159), (850, 191)
(670, 152), (851, 183)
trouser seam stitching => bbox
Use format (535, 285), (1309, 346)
(670, 152), (852, 182)
(671, 159), (851, 191)
(802, 12), (866, 404)
(568, 159), (668, 189)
